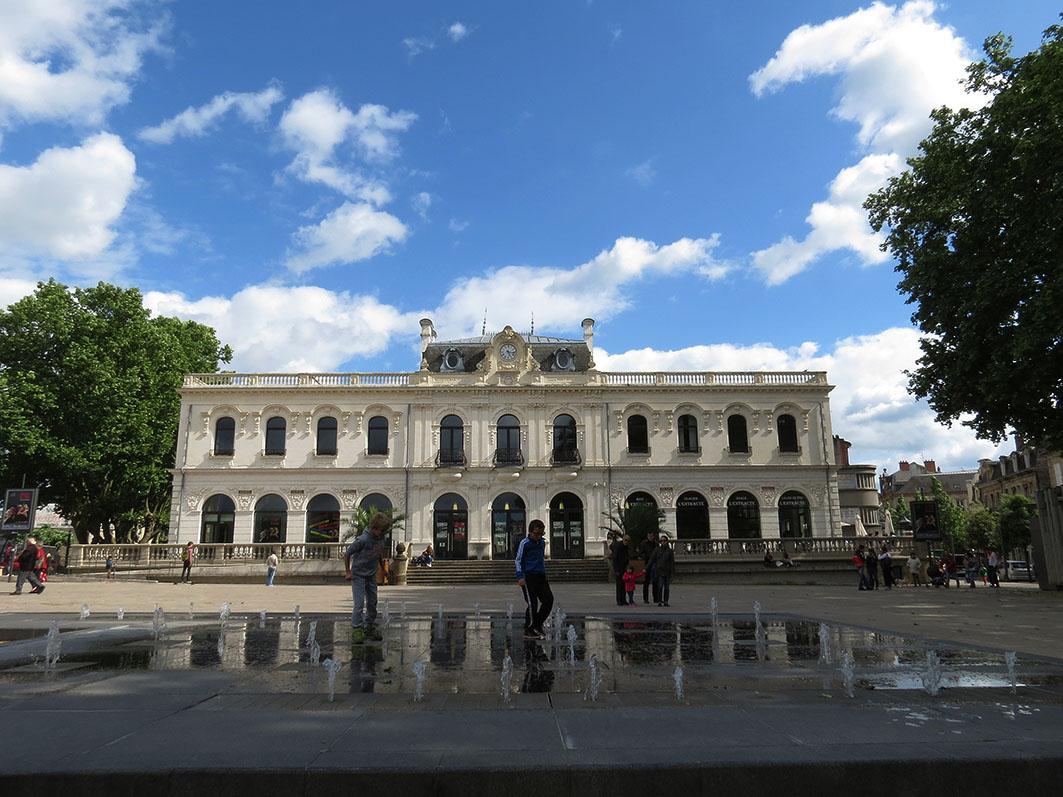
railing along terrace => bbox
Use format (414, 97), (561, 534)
(69, 542), (348, 567)
(183, 370), (828, 388)
(674, 538), (914, 557)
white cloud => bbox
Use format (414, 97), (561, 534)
(448, 218), (469, 233)
(138, 84), (284, 144)
(594, 326), (1009, 471)
(0, 0), (164, 129)
(403, 36), (435, 58)
(625, 159), (656, 186)
(278, 89), (415, 203)
(412, 191), (432, 220)
(144, 285), (413, 372)
(434, 235), (729, 337)
(0, 273), (38, 309)
(447, 23), (469, 42)
(749, 1), (981, 283)
(285, 201), (408, 274)
(0, 133), (137, 261)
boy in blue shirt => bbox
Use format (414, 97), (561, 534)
(515, 519), (553, 638)
(344, 512), (392, 642)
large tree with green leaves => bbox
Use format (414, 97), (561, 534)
(866, 20), (1063, 450)
(998, 494), (1037, 557)
(930, 477), (968, 551)
(0, 280), (231, 543)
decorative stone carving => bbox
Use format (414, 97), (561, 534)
(420, 356), (429, 371)
(715, 411), (724, 433)
(341, 412), (351, 435)
(305, 414), (312, 436)
(201, 413), (210, 435)
(752, 411), (760, 434)
(709, 486), (726, 507)
(353, 412), (364, 435)
(252, 413), (261, 436)
(237, 490), (255, 511)
(665, 411), (674, 433)
(614, 410), (624, 434)
(802, 409), (811, 433)
(652, 411), (661, 434)
(341, 489), (358, 510)
(288, 490), (305, 511)
(290, 411), (301, 431)
(239, 413), (249, 434)
(609, 491), (624, 509)
(186, 493), (202, 511)
(760, 485), (777, 507)
(765, 411), (774, 433)
(392, 412), (403, 434)
(658, 485), (675, 507)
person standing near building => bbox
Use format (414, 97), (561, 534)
(10, 536), (44, 594)
(181, 541), (194, 583)
(516, 519), (553, 638)
(638, 530), (659, 604)
(878, 544), (893, 590)
(866, 544), (879, 590)
(611, 533), (631, 606)
(907, 551), (922, 587)
(648, 534), (676, 607)
(344, 512), (392, 643)
(987, 550), (1000, 587)
(265, 550), (279, 586)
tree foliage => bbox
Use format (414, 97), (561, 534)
(998, 494), (1037, 554)
(866, 20), (1063, 450)
(930, 477), (968, 550)
(964, 503), (1000, 551)
(599, 501), (664, 550)
(341, 506), (406, 544)
(0, 280), (232, 543)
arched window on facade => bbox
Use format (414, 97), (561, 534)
(200, 494), (235, 543)
(254, 494), (287, 543)
(778, 491), (812, 538)
(552, 414), (579, 464)
(214, 417), (235, 456)
(316, 416), (338, 455)
(306, 493), (340, 543)
(359, 493), (393, 555)
(433, 493), (468, 560)
(439, 414), (465, 466)
(490, 492), (526, 560)
(675, 491), (709, 539)
(677, 414), (699, 453)
(624, 491), (660, 540)
(777, 414), (799, 453)
(367, 415), (389, 455)
(265, 416), (286, 455)
(627, 414), (648, 454)
(727, 491), (761, 538)
(495, 414), (522, 465)
(550, 492), (585, 559)
(727, 414), (749, 453)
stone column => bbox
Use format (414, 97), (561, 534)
(709, 507), (728, 540)
(233, 511), (254, 545)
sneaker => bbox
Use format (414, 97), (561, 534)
(350, 627), (367, 644)
(365, 625), (383, 642)
(30, 586), (44, 594)
(9, 591), (21, 595)
(662, 602), (670, 607)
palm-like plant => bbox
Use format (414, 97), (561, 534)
(599, 501), (663, 551)
(341, 507), (406, 544)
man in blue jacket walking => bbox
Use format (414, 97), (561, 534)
(515, 519), (553, 638)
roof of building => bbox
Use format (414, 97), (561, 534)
(893, 472), (975, 496)
(423, 332), (592, 373)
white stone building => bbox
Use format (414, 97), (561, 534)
(169, 319), (843, 557)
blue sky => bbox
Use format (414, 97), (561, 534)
(0, 1), (1057, 471)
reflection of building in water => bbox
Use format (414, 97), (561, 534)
(170, 318), (844, 558)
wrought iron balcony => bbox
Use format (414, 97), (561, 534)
(435, 449), (467, 468)
(550, 448), (582, 467)
(493, 448), (525, 467)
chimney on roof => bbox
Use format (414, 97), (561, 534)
(923, 460), (936, 474)
(419, 318), (436, 354)
(899, 461), (910, 472)
(1014, 432), (1025, 452)
(582, 318), (595, 352)
(832, 435), (851, 467)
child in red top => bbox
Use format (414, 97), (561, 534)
(621, 565), (643, 605)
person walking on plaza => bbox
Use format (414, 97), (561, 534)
(907, 551), (922, 587)
(516, 519), (553, 637)
(852, 546), (867, 590)
(611, 533), (631, 606)
(265, 550), (279, 586)
(648, 534), (676, 607)
(964, 552), (979, 588)
(878, 544), (893, 590)
(638, 530), (659, 604)
(987, 550), (1000, 587)
(866, 545), (879, 589)
(344, 512), (392, 643)
(181, 541), (194, 583)
(10, 536), (44, 594)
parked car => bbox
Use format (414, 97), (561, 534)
(1004, 560), (1034, 581)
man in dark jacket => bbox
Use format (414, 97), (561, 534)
(12, 536), (44, 595)
(648, 535), (675, 606)
(611, 533), (631, 605)
(516, 519), (553, 637)
(638, 531), (659, 604)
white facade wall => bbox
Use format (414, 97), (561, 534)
(170, 367), (842, 556)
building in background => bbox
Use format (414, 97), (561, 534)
(833, 436), (881, 536)
(168, 319), (844, 558)
(879, 459), (977, 509)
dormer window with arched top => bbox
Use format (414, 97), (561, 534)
(552, 347), (575, 371)
(441, 348), (464, 372)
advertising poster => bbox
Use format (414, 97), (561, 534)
(910, 500), (942, 541)
(1, 488), (38, 534)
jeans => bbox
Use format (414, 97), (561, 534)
(626, 590), (635, 605)
(266, 567), (276, 586)
(181, 561), (192, 581)
(644, 565), (659, 603)
(350, 572), (378, 628)
(15, 569), (42, 593)
(615, 574), (627, 605)
(656, 575), (670, 604)
(522, 572), (553, 631)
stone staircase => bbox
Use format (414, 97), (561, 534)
(405, 557), (610, 585)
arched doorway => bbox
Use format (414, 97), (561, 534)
(727, 491), (761, 539)
(778, 491), (812, 538)
(306, 493), (340, 543)
(200, 494), (235, 543)
(491, 492), (526, 559)
(254, 494), (287, 543)
(675, 491), (709, 539)
(624, 491), (660, 546)
(433, 493), (468, 560)
(550, 492), (584, 559)
(359, 493), (394, 555)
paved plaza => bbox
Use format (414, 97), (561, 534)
(1, 577), (1062, 796)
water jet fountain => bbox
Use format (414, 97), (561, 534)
(840, 650), (856, 698)
(922, 650), (943, 696)
(322, 658), (343, 702)
(500, 654), (513, 704)
(413, 660), (427, 702)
